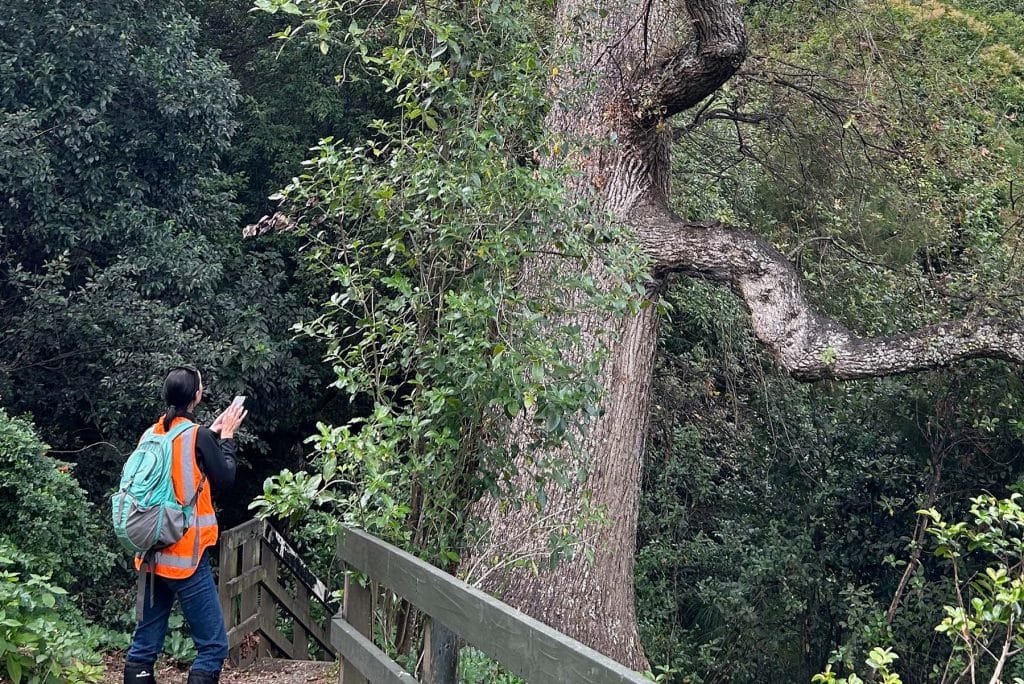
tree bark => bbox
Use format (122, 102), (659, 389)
(466, 0), (1023, 671)
(635, 206), (1024, 380)
(466, 0), (748, 669)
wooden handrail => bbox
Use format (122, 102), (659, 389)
(264, 523), (339, 614)
(217, 520), (337, 664)
(333, 527), (649, 684)
(218, 520), (650, 681)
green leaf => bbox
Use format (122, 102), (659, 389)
(323, 456), (337, 480)
(7, 658), (21, 684)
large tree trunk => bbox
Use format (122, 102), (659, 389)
(466, 0), (1023, 671)
(466, 0), (743, 669)
(468, 302), (661, 668)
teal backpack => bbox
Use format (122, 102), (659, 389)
(111, 421), (200, 554)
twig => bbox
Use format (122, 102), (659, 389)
(47, 441), (124, 457)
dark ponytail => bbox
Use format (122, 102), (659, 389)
(163, 365), (200, 430)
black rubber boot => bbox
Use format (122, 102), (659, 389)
(186, 670), (220, 684)
(123, 662), (156, 684)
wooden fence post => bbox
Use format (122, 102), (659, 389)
(294, 581), (310, 659)
(261, 549), (291, 657)
(218, 536), (238, 662)
(341, 569), (372, 684)
(248, 533), (270, 661)
(422, 618), (459, 684)
(218, 538), (236, 631)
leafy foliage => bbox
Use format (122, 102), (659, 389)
(184, 0), (393, 224)
(637, 278), (1022, 680)
(0, 543), (103, 684)
(922, 494), (1024, 681)
(0, 409), (111, 590)
(249, 0), (646, 567)
(816, 494), (1024, 683)
(0, 0), (330, 507)
(457, 647), (524, 683)
(813, 647), (903, 684)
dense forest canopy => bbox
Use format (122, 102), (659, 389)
(0, 0), (1022, 681)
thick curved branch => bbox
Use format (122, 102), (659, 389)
(630, 0), (747, 120)
(633, 204), (1024, 380)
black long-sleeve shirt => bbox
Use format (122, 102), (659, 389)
(180, 411), (237, 493)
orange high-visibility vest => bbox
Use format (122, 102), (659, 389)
(134, 416), (219, 579)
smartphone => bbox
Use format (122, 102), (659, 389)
(230, 395), (246, 409)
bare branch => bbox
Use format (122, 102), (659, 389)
(633, 203), (1024, 380)
(673, 106), (769, 138)
(47, 441), (125, 457)
(630, 0), (747, 120)
(785, 236), (886, 269)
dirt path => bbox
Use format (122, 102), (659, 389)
(102, 653), (336, 684)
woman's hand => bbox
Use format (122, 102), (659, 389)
(212, 402), (248, 439)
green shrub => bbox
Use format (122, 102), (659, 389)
(457, 648), (524, 684)
(0, 543), (103, 684)
(0, 408), (113, 589)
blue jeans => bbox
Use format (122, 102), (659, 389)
(126, 553), (229, 672)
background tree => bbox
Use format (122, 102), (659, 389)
(0, 0), (329, 510)
(637, 284), (1023, 682)
(469, 0), (1024, 668)
(0, 409), (108, 682)
(184, 0), (392, 225)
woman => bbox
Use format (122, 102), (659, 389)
(124, 366), (247, 684)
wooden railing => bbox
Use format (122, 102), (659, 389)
(217, 519), (337, 665)
(333, 527), (649, 684)
(218, 520), (650, 682)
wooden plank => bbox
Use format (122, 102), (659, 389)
(217, 538), (239, 630)
(422, 618), (458, 684)
(294, 582), (310, 659)
(341, 570), (373, 684)
(223, 565), (266, 596)
(262, 572), (335, 655)
(261, 610), (295, 659)
(227, 612), (261, 649)
(223, 518), (264, 549)
(258, 550), (294, 659)
(240, 537), (260, 644)
(220, 535), (249, 666)
(337, 528), (648, 684)
(263, 523), (340, 613)
(331, 617), (418, 684)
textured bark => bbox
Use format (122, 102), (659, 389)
(630, 0), (747, 120)
(634, 206), (1024, 380)
(466, 0), (747, 670)
(466, 0), (1023, 671)
(468, 303), (660, 669)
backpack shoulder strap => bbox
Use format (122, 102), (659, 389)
(163, 420), (195, 442)
(136, 427), (155, 447)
